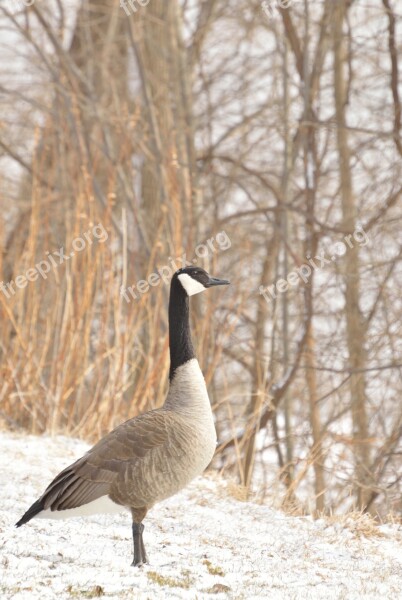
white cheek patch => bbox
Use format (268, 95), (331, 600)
(178, 273), (206, 296)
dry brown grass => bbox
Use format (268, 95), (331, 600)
(323, 511), (387, 539)
(0, 161), (231, 443)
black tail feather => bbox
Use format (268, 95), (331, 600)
(15, 499), (45, 527)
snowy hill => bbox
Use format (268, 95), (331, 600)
(0, 432), (401, 599)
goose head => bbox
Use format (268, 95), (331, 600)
(175, 266), (230, 297)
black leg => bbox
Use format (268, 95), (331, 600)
(131, 522), (148, 566)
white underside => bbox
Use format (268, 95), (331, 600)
(36, 495), (126, 520)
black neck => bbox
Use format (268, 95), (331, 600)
(169, 277), (195, 381)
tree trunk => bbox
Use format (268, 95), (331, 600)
(333, 0), (371, 511)
(305, 328), (325, 514)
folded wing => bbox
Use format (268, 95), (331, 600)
(16, 410), (169, 526)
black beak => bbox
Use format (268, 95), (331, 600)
(206, 276), (230, 287)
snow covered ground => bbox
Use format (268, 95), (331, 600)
(0, 432), (401, 600)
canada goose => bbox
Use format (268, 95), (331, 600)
(16, 266), (229, 566)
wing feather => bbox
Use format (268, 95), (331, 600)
(18, 409), (171, 521)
